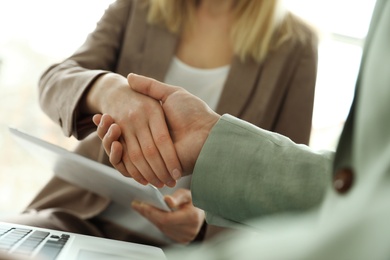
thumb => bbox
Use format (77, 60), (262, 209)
(164, 189), (192, 209)
(127, 73), (177, 103)
(164, 196), (178, 210)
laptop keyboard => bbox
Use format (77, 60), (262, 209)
(0, 225), (70, 259)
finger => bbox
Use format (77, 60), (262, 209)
(135, 123), (176, 187)
(118, 155), (149, 186)
(98, 122), (138, 180)
(102, 129), (144, 183)
(132, 201), (163, 222)
(109, 141), (123, 166)
(92, 114), (102, 126)
(127, 73), (177, 103)
(164, 189), (192, 209)
(137, 133), (175, 187)
(163, 196), (177, 210)
(101, 124), (121, 155)
(149, 112), (182, 182)
(103, 132), (148, 185)
(96, 114), (115, 140)
(122, 133), (164, 188)
(94, 114), (154, 187)
(128, 74), (183, 182)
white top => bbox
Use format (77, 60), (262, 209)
(100, 57), (230, 244)
(164, 57), (230, 110)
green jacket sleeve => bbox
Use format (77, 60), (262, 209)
(191, 114), (334, 227)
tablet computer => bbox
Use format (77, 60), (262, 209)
(9, 127), (170, 212)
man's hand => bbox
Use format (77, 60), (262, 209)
(127, 73), (220, 177)
(132, 189), (205, 244)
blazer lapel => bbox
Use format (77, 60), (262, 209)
(140, 25), (178, 81)
(216, 57), (261, 116)
(333, 0), (388, 172)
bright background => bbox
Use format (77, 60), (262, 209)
(0, 0), (377, 216)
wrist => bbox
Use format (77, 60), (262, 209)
(199, 113), (219, 149)
(83, 73), (128, 115)
(189, 113), (220, 172)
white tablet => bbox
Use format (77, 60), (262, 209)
(9, 127), (170, 212)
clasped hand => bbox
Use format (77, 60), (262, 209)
(93, 73), (220, 188)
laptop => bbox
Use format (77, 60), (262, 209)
(0, 221), (166, 260)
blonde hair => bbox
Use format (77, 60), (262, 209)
(146, 0), (314, 63)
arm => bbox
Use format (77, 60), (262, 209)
(192, 115), (333, 225)
(39, 0), (133, 139)
(39, 0), (181, 186)
(97, 74), (332, 223)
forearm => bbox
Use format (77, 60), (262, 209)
(191, 114), (333, 224)
(38, 60), (109, 138)
(38, 0), (133, 138)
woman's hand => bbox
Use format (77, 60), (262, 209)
(132, 188), (205, 244)
(88, 73), (182, 188)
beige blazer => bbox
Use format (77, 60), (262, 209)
(31, 0), (318, 231)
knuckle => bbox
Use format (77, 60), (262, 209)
(143, 144), (159, 158)
(189, 210), (203, 224)
(128, 150), (143, 162)
(126, 109), (142, 122)
(165, 157), (180, 171)
(149, 80), (159, 94)
(154, 132), (170, 145)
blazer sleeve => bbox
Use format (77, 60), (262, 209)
(38, 0), (134, 139)
(191, 114), (333, 227)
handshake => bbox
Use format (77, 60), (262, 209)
(92, 73), (221, 188)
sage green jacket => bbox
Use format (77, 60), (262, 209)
(180, 0), (390, 259)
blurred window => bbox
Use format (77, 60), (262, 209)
(284, 0), (377, 149)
